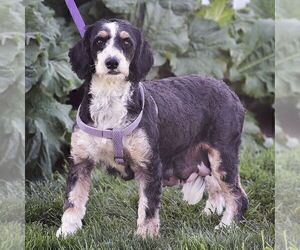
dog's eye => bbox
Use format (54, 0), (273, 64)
(95, 38), (106, 47)
(122, 38), (132, 47)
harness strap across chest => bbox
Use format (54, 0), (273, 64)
(76, 84), (145, 165)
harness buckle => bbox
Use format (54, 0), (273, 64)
(114, 157), (125, 165)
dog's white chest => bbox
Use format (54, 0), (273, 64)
(89, 78), (131, 130)
(71, 77), (151, 174)
(90, 98), (126, 129)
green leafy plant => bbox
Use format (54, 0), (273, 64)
(0, 0), (25, 180)
(230, 17), (274, 99)
(25, 0), (80, 180)
(275, 0), (300, 147)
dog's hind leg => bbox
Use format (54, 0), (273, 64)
(56, 136), (94, 238)
(203, 175), (225, 216)
(198, 142), (248, 228)
(212, 149), (248, 229)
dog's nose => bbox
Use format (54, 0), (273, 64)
(105, 57), (119, 70)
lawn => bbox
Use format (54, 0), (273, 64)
(25, 147), (274, 249)
(275, 146), (300, 249)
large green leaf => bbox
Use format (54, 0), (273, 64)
(25, 0), (81, 94)
(25, 0), (60, 42)
(0, 35), (24, 93)
(0, 0), (25, 180)
(143, 0), (189, 66)
(197, 0), (234, 27)
(0, 0), (24, 93)
(170, 18), (234, 78)
(230, 19), (275, 98)
(159, 0), (202, 15)
(25, 40), (48, 92)
(0, 1), (24, 34)
(101, 0), (202, 21)
(276, 0), (300, 19)
(276, 20), (300, 98)
(77, 0), (115, 26)
(102, 0), (137, 15)
(26, 86), (73, 180)
(0, 84), (25, 180)
(40, 44), (80, 98)
(248, 0), (275, 19)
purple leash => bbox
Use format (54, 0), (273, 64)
(65, 0), (86, 37)
(76, 84), (146, 165)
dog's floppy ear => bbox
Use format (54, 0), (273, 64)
(69, 27), (94, 80)
(129, 30), (154, 82)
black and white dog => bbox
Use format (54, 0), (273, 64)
(56, 18), (248, 238)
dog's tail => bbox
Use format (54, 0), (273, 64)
(182, 176), (205, 205)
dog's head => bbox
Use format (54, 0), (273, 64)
(69, 19), (154, 83)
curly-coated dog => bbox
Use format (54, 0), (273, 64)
(56, 18), (248, 238)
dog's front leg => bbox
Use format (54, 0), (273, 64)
(56, 158), (93, 238)
(136, 155), (162, 238)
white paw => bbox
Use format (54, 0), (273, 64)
(135, 225), (146, 238)
(203, 205), (212, 216)
(56, 221), (82, 238)
(136, 220), (160, 238)
(56, 227), (64, 238)
(214, 223), (226, 230)
(203, 195), (225, 216)
(214, 221), (232, 230)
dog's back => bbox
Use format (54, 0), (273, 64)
(144, 75), (245, 161)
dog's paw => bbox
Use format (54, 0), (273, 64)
(135, 227), (159, 238)
(135, 224), (147, 238)
(203, 195), (225, 216)
(214, 223), (227, 230)
(56, 221), (82, 238)
(136, 220), (160, 238)
(56, 227), (64, 238)
(214, 221), (235, 230)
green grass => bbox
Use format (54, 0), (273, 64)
(25, 148), (274, 250)
(275, 146), (300, 249)
(0, 181), (25, 250)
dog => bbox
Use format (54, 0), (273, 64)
(56, 18), (248, 238)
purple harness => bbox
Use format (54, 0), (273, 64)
(66, 0), (146, 165)
(76, 84), (145, 165)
